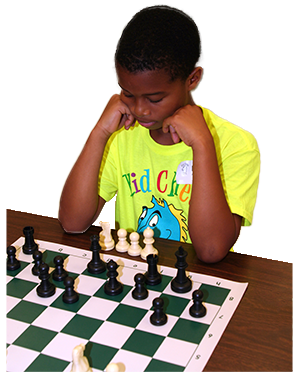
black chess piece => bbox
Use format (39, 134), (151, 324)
(132, 273), (148, 300)
(189, 290), (207, 318)
(36, 262), (56, 298)
(104, 259), (123, 296)
(7, 246), (20, 271)
(63, 276), (79, 304)
(87, 235), (106, 274)
(52, 255), (68, 281)
(22, 226), (38, 255)
(171, 246), (192, 293)
(150, 297), (167, 326)
(144, 254), (162, 286)
(32, 250), (43, 276)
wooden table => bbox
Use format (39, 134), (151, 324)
(7, 209), (292, 371)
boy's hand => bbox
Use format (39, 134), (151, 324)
(162, 105), (212, 148)
(97, 95), (135, 139)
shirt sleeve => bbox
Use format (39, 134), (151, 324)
(218, 130), (260, 226)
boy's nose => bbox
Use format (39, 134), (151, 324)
(133, 100), (150, 117)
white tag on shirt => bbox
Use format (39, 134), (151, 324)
(176, 160), (193, 184)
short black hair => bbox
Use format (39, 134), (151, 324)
(115, 6), (201, 81)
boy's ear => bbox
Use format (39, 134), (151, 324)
(188, 67), (203, 91)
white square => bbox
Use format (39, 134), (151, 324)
(77, 297), (119, 321)
(153, 337), (197, 367)
(90, 321), (134, 348)
(136, 311), (179, 337)
(42, 333), (88, 362)
(64, 255), (88, 274)
(6, 345), (39, 372)
(75, 274), (105, 296)
(180, 302), (220, 325)
(6, 318), (30, 344)
(15, 263), (40, 283)
(23, 286), (63, 306)
(121, 289), (160, 310)
(109, 349), (151, 372)
(116, 264), (140, 286)
(6, 295), (21, 313)
(32, 307), (76, 332)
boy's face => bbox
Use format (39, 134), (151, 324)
(116, 65), (194, 131)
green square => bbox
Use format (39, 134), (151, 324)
(7, 300), (46, 323)
(7, 278), (37, 299)
(85, 341), (118, 371)
(82, 268), (108, 280)
(145, 359), (184, 371)
(61, 314), (103, 339)
(107, 304), (147, 328)
(7, 261), (29, 277)
(146, 274), (172, 292)
(122, 330), (165, 357)
(14, 325), (57, 352)
(41, 250), (69, 268)
(160, 294), (190, 317)
(26, 353), (69, 371)
(52, 272), (79, 288)
(169, 318), (209, 344)
(50, 293), (90, 312)
(199, 284), (230, 306)
(94, 284), (132, 302)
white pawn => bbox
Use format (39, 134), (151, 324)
(99, 221), (115, 251)
(116, 228), (130, 253)
(70, 344), (91, 372)
(105, 363), (119, 372)
(141, 227), (158, 260)
(128, 232), (142, 256)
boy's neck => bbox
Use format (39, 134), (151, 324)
(149, 128), (178, 146)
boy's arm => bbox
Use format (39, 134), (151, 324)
(163, 105), (241, 263)
(58, 95), (134, 233)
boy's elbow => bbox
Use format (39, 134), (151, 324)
(58, 210), (89, 234)
(192, 241), (230, 263)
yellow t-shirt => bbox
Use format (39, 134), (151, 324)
(98, 106), (260, 244)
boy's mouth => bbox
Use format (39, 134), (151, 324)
(137, 120), (157, 128)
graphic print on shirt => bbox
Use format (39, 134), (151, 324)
(136, 195), (188, 242)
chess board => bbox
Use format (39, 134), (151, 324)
(6, 237), (248, 372)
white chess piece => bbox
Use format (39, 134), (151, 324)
(70, 344), (92, 372)
(128, 231), (142, 256)
(141, 227), (158, 260)
(116, 228), (130, 253)
(105, 363), (119, 372)
(99, 221), (115, 251)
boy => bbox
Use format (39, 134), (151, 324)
(59, 6), (260, 263)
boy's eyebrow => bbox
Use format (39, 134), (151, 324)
(118, 83), (165, 96)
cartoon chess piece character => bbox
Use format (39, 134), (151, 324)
(141, 227), (158, 260)
(99, 221), (115, 251)
(70, 343), (91, 372)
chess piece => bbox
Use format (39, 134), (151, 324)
(132, 273), (148, 300)
(22, 226), (38, 255)
(116, 228), (130, 253)
(87, 235), (106, 274)
(171, 246), (192, 293)
(105, 363), (119, 372)
(141, 227), (158, 260)
(31, 250), (43, 276)
(52, 255), (68, 281)
(128, 232), (142, 256)
(104, 259), (123, 296)
(7, 246), (20, 271)
(99, 221), (115, 251)
(37, 262), (56, 298)
(150, 297), (167, 326)
(70, 343), (91, 372)
(189, 290), (207, 318)
(63, 276), (79, 304)
(144, 254), (162, 286)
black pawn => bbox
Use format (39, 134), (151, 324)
(87, 235), (106, 274)
(171, 246), (192, 293)
(7, 246), (20, 271)
(63, 276), (79, 304)
(189, 290), (207, 318)
(132, 273), (148, 300)
(32, 250), (43, 276)
(150, 297), (167, 326)
(36, 262), (56, 298)
(104, 259), (123, 296)
(144, 254), (162, 286)
(52, 255), (68, 281)
(22, 226), (38, 255)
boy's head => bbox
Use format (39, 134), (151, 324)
(115, 6), (201, 82)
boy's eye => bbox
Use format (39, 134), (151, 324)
(148, 98), (163, 103)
